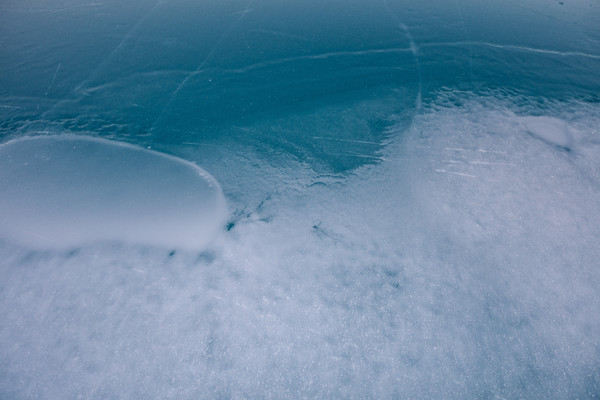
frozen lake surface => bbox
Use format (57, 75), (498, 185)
(1, 0), (599, 398)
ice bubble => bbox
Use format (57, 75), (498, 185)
(519, 116), (574, 150)
(0, 135), (227, 250)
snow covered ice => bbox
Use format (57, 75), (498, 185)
(1, 0), (600, 399)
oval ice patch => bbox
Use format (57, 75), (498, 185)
(0, 135), (226, 250)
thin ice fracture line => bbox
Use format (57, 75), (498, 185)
(435, 169), (476, 178)
(424, 41), (600, 60)
(312, 136), (383, 145)
(319, 151), (385, 160)
(226, 47), (412, 73)
(181, 141), (220, 147)
(149, 1), (255, 134)
(45, 63), (61, 96)
(452, 0), (474, 84)
(72, 1), (162, 93)
(442, 160), (517, 166)
(399, 23), (422, 111)
(146, 47), (410, 78)
(383, 0), (423, 111)
(322, 152), (414, 163)
(18, 0), (162, 134)
(468, 161), (516, 166)
(77, 46), (412, 89)
(445, 147), (507, 154)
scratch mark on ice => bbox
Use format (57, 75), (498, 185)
(445, 147), (507, 154)
(435, 169), (475, 178)
(312, 136), (382, 145)
(45, 63), (61, 96)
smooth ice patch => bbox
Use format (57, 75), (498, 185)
(0, 135), (226, 250)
